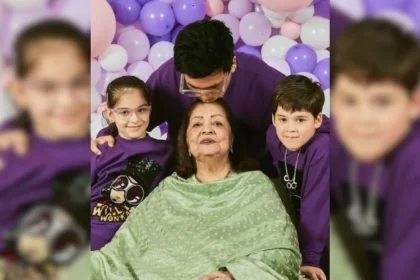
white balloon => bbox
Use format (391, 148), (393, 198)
(316, 50), (330, 62)
(91, 87), (102, 113)
(4, 0), (47, 9)
(261, 35), (297, 59)
(127, 61), (155, 82)
(288, 5), (314, 24)
(322, 88), (330, 117)
(266, 15), (285, 28)
(90, 113), (105, 139)
(99, 44), (128, 72)
(263, 57), (291, 76)
(148, 41), (174, 70)
(297, 72), (320, 83)
(301, 16), (330, 50)
(0, 89), (19, 127)
(261, 6), (290, 20)
(228, 0), (253, 19)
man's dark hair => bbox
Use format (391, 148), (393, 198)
(331, 18), (420, 93)
(174, 19), (234, 78)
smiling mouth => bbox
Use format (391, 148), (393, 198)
(200, 138), (216, 144)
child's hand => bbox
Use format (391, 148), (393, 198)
(91, 135), (115, 155)
(0, 129), (29, 156)
(199, 271), (234, 280)
(299, 266), (326, 280)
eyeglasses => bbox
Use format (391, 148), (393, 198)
(179, 72), (229, 98)
(110, 106), (151, 121)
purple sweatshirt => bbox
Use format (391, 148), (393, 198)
(0, 133), (89, 255)
(98, 52), (284, 159)
(331, 120), (420, 280)
(90, 135), (173, 250)
(265, 117), (330, 268)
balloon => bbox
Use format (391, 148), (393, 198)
(322, 88), (330, 117)
(91, 113), (105, 139)
(91, 59), (102, 86)
(159, 0), (173, 4)
(206, 0), (224, 17)
(236, 45), (262, 59)
(261, 35), (297, 59)
(111, 0), (141, 25)
(91, 87), (102, 113)
(254, 4), (263, 13)
(137, 0), (153, 4)
(148, 41), (174, 70)
(54, 0), (90, 32)
(258, 0), (312, 13)
(312, 57), (329, 90)
(98, 44), (128, 72)
(4, 0), (47, 9)
(117, 29), (150, 63)
(147, 32), (170, 46)
(263, 57), (291, 75)
(364, 0), (411, 14)
(301, 16), (329, 50)
(127, 61), (155, 82)
(239, 12), (272, 46)
(285, 43), (317, 73)
(280, 20), (301, 40)
(407, 0), (420, 36)
(261, 5), (290, 20)
(316, 49), (329, 62)
(171, 25), (185, 44)
(297, 72), (320, 83)
(96, 69), (128, 95)
(228, 0), (253, 19)
(96, 102), (107, 115)
(314, 0), (329, 19)
(375, 10), (417, 33)
(91, 0), (116, 58)
(249, 0), (259, 3)
(212, 14), (240, 44)
(172, 0), (206, 26)
(140, 1), (175, 36)
(288, 5), (314, 24)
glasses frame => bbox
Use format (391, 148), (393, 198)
(110, 106), (151, 121)
(178, 72), (229, 98)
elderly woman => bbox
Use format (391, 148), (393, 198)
(90, 99), (302, 280)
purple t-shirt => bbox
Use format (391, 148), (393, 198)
(265, 116), (330, 267)
(98, 52), (284, 159)
(90, 135), (173, 250)
(0, 133), (89, 254)
(331, 120), (420, 280)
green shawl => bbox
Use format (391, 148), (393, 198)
(91, 171), (302, 280)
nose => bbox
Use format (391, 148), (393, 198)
(286, 121), (297, 132)
(200, 93), (217, 103)
(201, 120), (214, 134)
(129, 111), (140, 123)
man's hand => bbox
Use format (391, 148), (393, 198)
(0, 129), (29, 156)
(91, 135), (115, 155)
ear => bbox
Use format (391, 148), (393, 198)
(230, 56), (237, 73)
(314, 113), (323, 129)
(104, 108), (114, 123)
(8, 77), (28, 109)
(410, 89), (420, 120)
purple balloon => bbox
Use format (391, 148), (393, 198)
(148, 32), (171, 46)
(364, 0), (411, 14)
(315, 0), (330, 19)
(236, 45), (261, 59)
(111, 0), (142, 25)
(137, 0), (153, 4)
(312, 58), (330, 90)
(117, 29), (150, 63)
(407, 0), (420, 36)
(140, 1), (175, 36)
(285, 44), (317, 74)
(171, 25), (185, 44)
(172, 0), (206, 26)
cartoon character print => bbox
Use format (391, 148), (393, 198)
(92, 155), (161, 223)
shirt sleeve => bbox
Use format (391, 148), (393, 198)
(299, 149), (330, 267)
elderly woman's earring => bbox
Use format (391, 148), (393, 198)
(188, 151), (192, 157)
(230, 145), (233, 153)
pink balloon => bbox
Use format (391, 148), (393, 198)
(280, 20), (301, 40)
(96, 69), (128, 96)
(91, 0), (116, 58)
(259, 0), (313, 12)
(117, 29), (150, 63)
(91, 59), (102, 86)
(212, 14), (240, 43)
(127, 61), (155, 82)
(228, 0), (253, 19)
(206, 0), (224, 17)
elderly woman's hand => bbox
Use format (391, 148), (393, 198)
(199, 271), (234, 280)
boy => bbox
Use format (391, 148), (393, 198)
(265, 75), (329, 280)
(330, 19), (420, 280)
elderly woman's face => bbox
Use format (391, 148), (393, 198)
(187, 103), (232, 159)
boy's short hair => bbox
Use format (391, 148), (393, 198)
(271, 75), (325, 118)
(331, 18), (420, 93)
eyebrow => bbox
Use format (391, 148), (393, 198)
(276, 114), (309, 118)
(187, 80), (224, 90)
(191, 114), (226, 120)
(116, 104), (149, 110)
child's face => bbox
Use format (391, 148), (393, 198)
(331, 74), (419, 162)
(12, 40), (90, 140)
(272, 107), (322, 151)
(106, 90), (150, 140)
